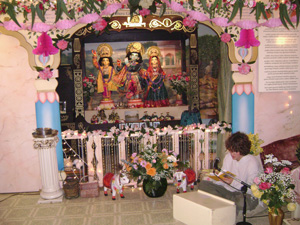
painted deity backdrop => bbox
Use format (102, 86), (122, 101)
(84, 40), (183, 109)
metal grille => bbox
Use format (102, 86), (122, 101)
(178, 133), (194, 167)
(125, 136), (142, 160)
(208, 132), (218, 169)
(101, 138), (119, 175)
(156, 134), (173, 152)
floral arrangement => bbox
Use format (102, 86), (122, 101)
(248, 133), (264, 156)
(34, 65), (53, 80)
(0, 0), (298, 32)
(82, 74), (97, 102)
(168, 72), (190, 95)
(122, 144), (178, 194)
(251, 154), (296, 214)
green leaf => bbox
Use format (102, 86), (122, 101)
(88, 0), (100, 13)
(2, 2), (21, 27)
(60, 0), (74, 19)
(55, 0), (63, 22)
(260, 3), (268, 20)
(30, 4), (36, 29)
(228, 2), (239, 23)
(82, 0), (92, 11)
(255, 3), (261, 22)
(129, 0), (140, 7)
(296, 1), (300, 27)
(36, 4), (45, 23)
(282, 4), (294, 28)
(149, 1), (156, 13)
(200, 0), (210, 13)
(211, 0), (219, 10)
(188, 0), (194, 10)
(279, 4), (289, 29)
(238, 0), (243, 19)
(159, 3), (166, 17)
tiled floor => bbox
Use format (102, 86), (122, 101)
(0, 185), (289, 225)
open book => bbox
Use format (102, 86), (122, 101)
(208, 170), (236, 181)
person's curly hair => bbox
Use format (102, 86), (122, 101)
(225, 131), (251, 156)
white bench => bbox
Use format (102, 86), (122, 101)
(173, 190), (236, 225)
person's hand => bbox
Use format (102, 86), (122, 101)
(91, 49), (97, 56)
(222, 176), (233, 184)
(117, 59), (122, 67)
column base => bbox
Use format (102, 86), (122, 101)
(38, 195), (63, 204)
(40, 188), (63, 200)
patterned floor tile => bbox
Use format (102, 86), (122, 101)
(88, 215), (116, 225)
(120, 213), (148, 225)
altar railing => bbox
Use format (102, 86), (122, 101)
(62, 123), (231, 186)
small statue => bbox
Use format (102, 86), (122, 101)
(98, 109), (107, 121)
(140, 111), (151, 121)
(108, 110), (120, 121)
(144, 46), (170, 107)
(92, 43), (117, 109)
(91, 114), (99, 124)
(103, 170), (130, 200)
(173, 168), (196, 193)
(151, 112), (158, 121)
(112, 42), (147, 108)
(159, 113), (165, 121)
(165, 112), (174, 120)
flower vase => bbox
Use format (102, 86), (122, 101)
(268, 207), (284, 225)
(142, 177), (168, 198)
(175, 94), (183, 106)
(87, 97), (93, 110)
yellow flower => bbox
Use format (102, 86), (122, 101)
(252, 190), (263, 198)
(287, 203), (296, 211)
(251, 184), (258, 193)
(262, 199), (269, 205)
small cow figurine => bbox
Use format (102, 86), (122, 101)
(103, 171), (130, 200)
(173, 168), (196, 193)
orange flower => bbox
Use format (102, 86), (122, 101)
(145, 163), (152, 170)
(138, 158), (143, 163)
(161, 158), (167, 163)
(173, 162), (178, 167)
(125, 164), (132, 172)
(147, 167), (157, 176)
(163, 163), (169, 169)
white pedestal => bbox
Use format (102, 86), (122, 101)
(173, 190), (236, 225)
(33, 136), (63, 202)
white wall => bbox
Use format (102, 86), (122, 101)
(0, 34), (41, 193)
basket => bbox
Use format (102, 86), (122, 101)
(63, 177), (80, 199)
(79, 176), (99, 198)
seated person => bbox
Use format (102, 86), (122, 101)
(198, 131), (264, 217)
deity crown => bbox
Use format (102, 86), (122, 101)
(147, 46), (161, 58)
(126, 42), (145, 55)
(97, 43), (113, 58)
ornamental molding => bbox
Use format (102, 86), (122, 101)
(33, 137), (59, 150)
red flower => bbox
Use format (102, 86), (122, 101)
(92, 18), (107, 31)
(259, 182), (272, 190)
(281, 167), (290, 175)
(221, 33), (231, 43)
(264, 167), (273, 174)
(39, 3), (44, 10)
(185, 77), (189, 82)
(172, 75), (176, 80)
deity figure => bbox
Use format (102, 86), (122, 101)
(92, 43), (117, 109)
(112, 42), (147, 108)
(144, 46), (170, 107)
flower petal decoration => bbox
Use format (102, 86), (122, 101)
(210, 17), (234, 27)
(78, 13), (100, 24)
(55, 19), (77, 30)
(260, 18), (282, 27)
(3, 21), (26, 31)
(32, 32), (59, 57)
(30, 22), (53, 32)
(100, 3), (122, 16)
(170, 1), (187, 13)
(235, 20), (259, 29)
(187, 11), (209, 22)
(235, 29), (260, 48)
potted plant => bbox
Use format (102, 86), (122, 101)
(168, 72), (189, 105)
(251, 154), (296, 225)
(122, 144), (178, 197)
